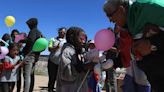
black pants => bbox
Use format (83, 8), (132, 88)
(0, 82), (15, 92)
(17, 68), (22, 92)
(47, 60), (58, 92)
(105, 67), (115, 92)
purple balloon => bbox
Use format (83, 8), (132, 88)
(94, 29), (115, 51)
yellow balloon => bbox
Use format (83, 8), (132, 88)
(5, 16), (15, 27)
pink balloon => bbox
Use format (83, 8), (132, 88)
(94, 29), (115, 51)
(14, 33), (25, 43)
(0, 46), (9, 59)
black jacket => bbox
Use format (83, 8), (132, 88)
(22, 18), (42, 56)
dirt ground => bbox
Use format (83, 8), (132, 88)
(13, 75), (106, 92)
(13, 75), (48, 92)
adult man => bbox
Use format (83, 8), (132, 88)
(47, 27), (66, 92)
(103, 0), (164, 92)
(22, 18), (42, 92)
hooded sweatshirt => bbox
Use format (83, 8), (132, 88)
(22, 18), (42, 56)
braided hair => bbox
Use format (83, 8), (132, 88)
(66, 27), (87, 54)
(66, 27), (88, 73)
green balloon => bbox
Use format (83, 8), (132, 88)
(32, 38), (48, 52)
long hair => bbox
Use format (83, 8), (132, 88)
(66, 27), (87, 54)
(66, 27), (88, 73)
(2, 33), (10, 41)
(11, 29), (19, 38)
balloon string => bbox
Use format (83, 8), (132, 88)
(8, 27), (11, 34)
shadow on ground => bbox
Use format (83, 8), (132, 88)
(39, 86), (56, 92)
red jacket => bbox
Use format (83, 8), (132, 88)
(119, 30), (133, 67)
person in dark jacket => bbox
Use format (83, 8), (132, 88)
(22, 18), (42, 92)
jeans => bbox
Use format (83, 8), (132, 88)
(23, 55), (36, 92)
(47, 59), (58, 92)
(122, 74), (151, 92)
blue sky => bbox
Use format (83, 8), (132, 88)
(0, 0), (114, 55)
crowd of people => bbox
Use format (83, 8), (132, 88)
(0, 0), (164, 92)
(0, 18), (43, 92)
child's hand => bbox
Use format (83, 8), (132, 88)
(14, 61), (20, 66)
(14, 61), (24, 67)
(19, 61), (24, 67)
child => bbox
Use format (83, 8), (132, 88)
(85, 40), (114, 92)
(10, 29), (19, 43)
(16, 32), (27, 92)
(0, 43), (23, 92)
(56, 27), (88, 92)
